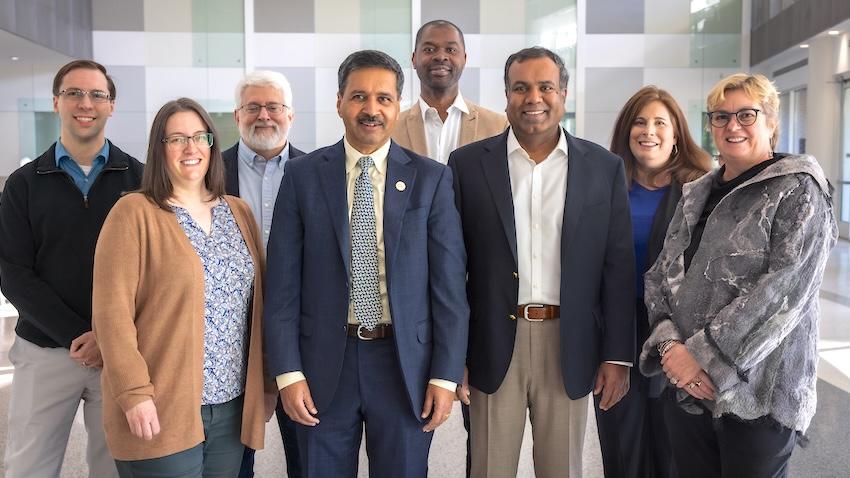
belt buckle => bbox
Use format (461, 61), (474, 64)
(523, 304), (545, 322)
(356, 324), (375, 341)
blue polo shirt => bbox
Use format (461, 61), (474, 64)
(55, 139), (110, 196)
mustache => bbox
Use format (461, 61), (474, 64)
(249, 121), (280, 134)
(357, 114), (384, 125)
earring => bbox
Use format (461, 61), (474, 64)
(671, 144), (679, 157)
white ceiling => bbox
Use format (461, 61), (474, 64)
(0, 29), (73, 67)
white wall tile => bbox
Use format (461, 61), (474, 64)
(0, 113), (22, 176)
(315, 34), (363, 69)
(314, 68), (339, 113)
(583, 35), (646, 68)
(644, 35), (691, 68)
(477, 34), (527, 69)
(145, 67), (209, 111)
(144, 33), (194, 67)
(315, 111), (346, 148)
(93, 31), (145, 66)
(478, 68), (508, 114)
(252, 33), (316, 68)
(644, 0), (691, 34)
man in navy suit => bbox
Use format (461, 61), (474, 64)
(449, 47), (635, 477)
(264, 50), (469, 477)
(220, 70), (305, 478)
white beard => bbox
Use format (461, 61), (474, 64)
(241, 121), (286, 152)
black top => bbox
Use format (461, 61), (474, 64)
(0, 142), (144, 348)
(684, 154), (785, 271)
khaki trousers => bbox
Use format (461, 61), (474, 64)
(470, 318), (588, 478)
(5, 336), (117, 478)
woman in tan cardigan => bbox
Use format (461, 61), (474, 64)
(93, 98), (272, 477)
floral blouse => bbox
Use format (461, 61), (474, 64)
(173, 201), (255, 405)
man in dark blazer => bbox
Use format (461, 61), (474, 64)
(449, 47), (635, 478)
(221, 70), (305, 478)
(264, 50), (469, 477)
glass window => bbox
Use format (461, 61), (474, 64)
(840, 82), (850, 223)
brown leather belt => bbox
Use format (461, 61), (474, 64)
(517, 304), (560, 321)
(347, 323), (394, 340)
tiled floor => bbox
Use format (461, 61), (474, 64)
(0, 240), (848, 477)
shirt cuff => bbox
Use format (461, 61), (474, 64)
(605, 360), (633, 367)
(429, 378), (457, 392)
(276, 371), (307, 391)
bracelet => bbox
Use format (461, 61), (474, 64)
(658, 340), (681, 357)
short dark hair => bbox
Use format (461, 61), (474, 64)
(52, 59), (116, 100)
(140, 98), (225, 210)
(503, 47), (570, 90)
(338, 50), (404, 98)
(415, 20), (465, 48)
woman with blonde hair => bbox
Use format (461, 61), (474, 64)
(639, 74), (837, 477)
(598, 85), (711, 478)
(93, 98), (274, 477)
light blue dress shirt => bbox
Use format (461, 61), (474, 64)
(236, 140), (290, 249)
(54, 139), (109, 196)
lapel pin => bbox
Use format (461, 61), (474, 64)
(395, 181), (406, 192)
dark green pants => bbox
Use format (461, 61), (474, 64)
(115, 395), (245, 478)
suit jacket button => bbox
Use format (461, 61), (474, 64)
(508, 314), (517, 320)
(512, 272), (519, 279)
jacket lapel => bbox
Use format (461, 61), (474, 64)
(458, 101), (478, 146)
(383, 142), (415, 274)
(481, 132), (518, 267)
(562, 132), (588, 253)
(318, 140), (351, 275)
(405, 102), (429, 155)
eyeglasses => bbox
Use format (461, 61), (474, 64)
(58, 88), (112, 103)
(161, 133), (214, 150)
(238, 103), (289, 116)
(706, 108), (761, 128)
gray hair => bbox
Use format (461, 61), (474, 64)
(234, 70), (293, 109)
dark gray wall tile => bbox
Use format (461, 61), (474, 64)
(587, 0), (644, 34)
(92, 0), (144, 31)
(255, 0), (314, 33)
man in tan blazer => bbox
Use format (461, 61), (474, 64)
(392, 20), (507, 164)
(392, 19), (506, 476)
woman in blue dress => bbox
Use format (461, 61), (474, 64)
(594, 85), (712, 478)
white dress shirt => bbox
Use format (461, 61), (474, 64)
(419, 92), (469, 164)
(507, 128), (569, 306)
(507, 128), (631, 367)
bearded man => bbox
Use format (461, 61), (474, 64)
(223, 70), (306, 478)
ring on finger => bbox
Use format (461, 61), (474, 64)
(670, 377), (678, 385)
(687, 382), (697, 389)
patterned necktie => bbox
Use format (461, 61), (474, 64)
(351, 156), (382, 330)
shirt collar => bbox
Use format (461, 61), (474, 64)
(418, 91), (469, 121)
(237, 139), (290, 167)
(55, 139), (110, 167)
(344, 137), (390, 175)
(506, 126), (568, 162)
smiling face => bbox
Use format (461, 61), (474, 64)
(412, 24), (466, 94)
(336, 67), (400, 154)
(505, 57), (566, 143)
(53, 67), (114, 147)
(711, 88), (777, 172)
(235, 84), (293, 155)
(629, 100), (677, 180)
(164, 111), (211, 192)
